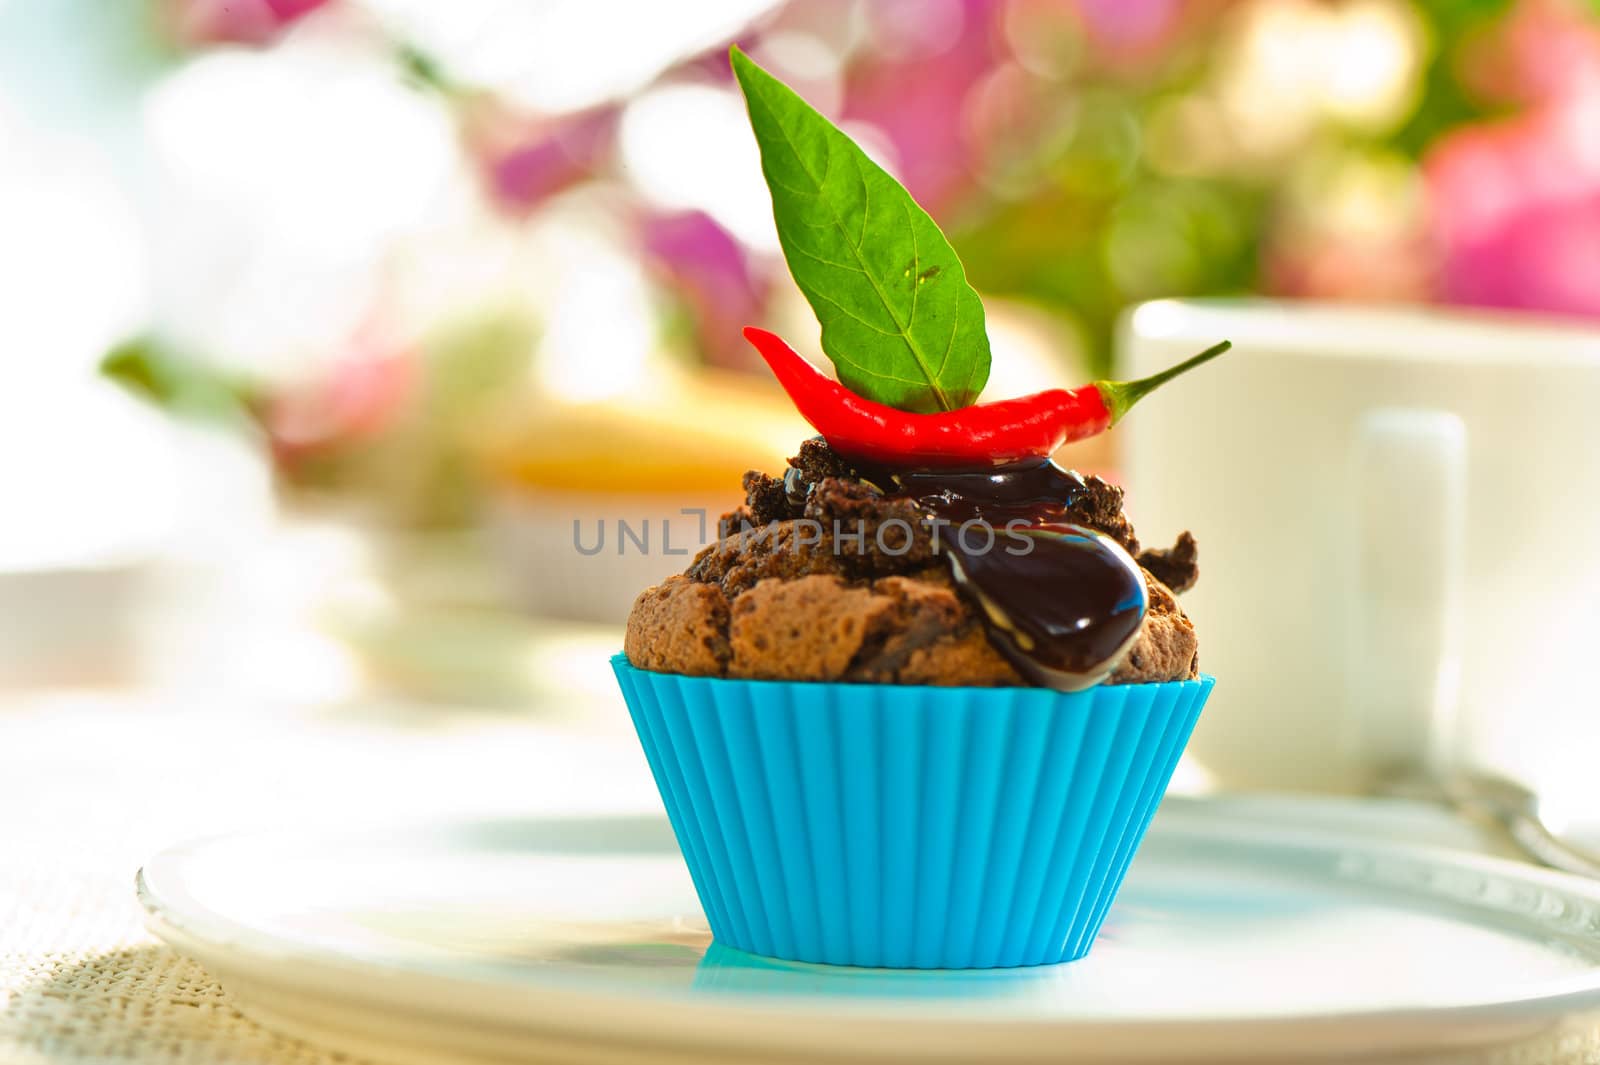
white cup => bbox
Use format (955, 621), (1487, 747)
(1119, 299), (1600, 797)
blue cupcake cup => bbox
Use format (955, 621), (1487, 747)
(612, 654), (1212, 969)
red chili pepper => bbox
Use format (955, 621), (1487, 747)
(743, 327), (1230, 466)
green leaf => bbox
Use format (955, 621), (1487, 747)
(100, 336), (255, 423)
(730, 45), (990, 412)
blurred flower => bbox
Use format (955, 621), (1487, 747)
(1072, 0), (1187, 65)
(162, 0), (335, 46)
(1001, 1), (1084, 80)
(400, 46), (619, 218)
(266, 336), (417, 466)
(640, 210), (767, 369)
(1266, 149), (1434, 301)
(1427, 102), (1600, 317)
(1213, 0), (1424, 166)
(88, 0), (1600, 536)
(460, 98), (618, 216)
(1426, 1), (1600, 318)
(962, 60), (1078, 200)
(842, 0), (998, 211)
(99, 326), (418, 466)
(865, 0), (966, 61)
(105, 310), (536, 527)
(1001, 0), (1203, 81)
(1458, 0), (1600, 107)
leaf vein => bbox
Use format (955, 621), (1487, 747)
(807, 289), (901, 337)
(788, 244), (860, 271)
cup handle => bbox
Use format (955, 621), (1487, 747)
(1346, 409), (1467, 778)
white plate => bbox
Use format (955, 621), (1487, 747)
(137, 798), (1600, 1064)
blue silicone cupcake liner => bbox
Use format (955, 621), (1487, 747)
(612, 654), (1212, 969)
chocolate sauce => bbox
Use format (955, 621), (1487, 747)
(848, 458), (1091, 525)
(946, 524), (1148, 689)
(848, 457), (1148, 690)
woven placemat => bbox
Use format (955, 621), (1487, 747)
(2, 945), (346, 1065)
(0, 813), (348, 1063)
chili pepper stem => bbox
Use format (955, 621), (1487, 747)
(1097, 340), (1231, 423)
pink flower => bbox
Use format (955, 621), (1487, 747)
(1426, 92), (1600, 318)
(265, 338), (415, 464)
(1073, 0), (1184, 58)
(1424, 0), (1600, 317)
(163, 0), (334, 46)
(843, 0), (1000, 212)
(640, 211), (767, 370)
(458, 100), (617, 217)
(1459, 0), (1600, 107)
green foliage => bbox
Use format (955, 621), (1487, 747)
(1390, 0), (1517, 157)
(100, 336), (254, 422)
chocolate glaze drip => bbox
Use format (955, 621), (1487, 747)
(947, 524), (1148, 689)
(846, 457), (1149, 691)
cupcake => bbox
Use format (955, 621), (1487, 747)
(611, 47), (1221, 969)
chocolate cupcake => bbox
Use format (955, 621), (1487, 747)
(627, 439), (1201, 689)
(615, 440), (1213, 969)
(611, 46), (1221, 969)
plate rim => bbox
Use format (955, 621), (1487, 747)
(135, 800), (1600, 1060)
